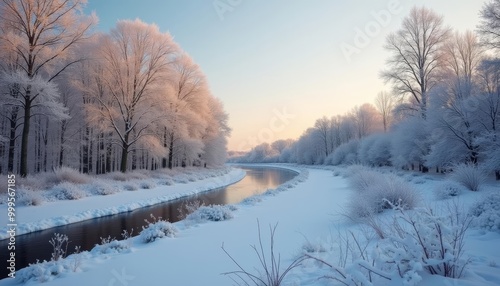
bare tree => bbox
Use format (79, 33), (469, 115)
(442, 30), (484, 99)
(478, 0), (500, 50)
(375, 91), (395, 132)
(85, 20), (177, 173)
(381, 6), (450, 119)
(0, 0), (96, 176)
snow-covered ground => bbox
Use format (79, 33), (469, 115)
(0, 167), (245, 239)
(1, 165), (500, 285)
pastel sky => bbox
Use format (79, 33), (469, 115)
(85, 0), (486, 151)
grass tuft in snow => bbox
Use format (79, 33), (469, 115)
(449, 163), (486, 192)
(347, 167), (419, 218)
(222, 221), (308, 286)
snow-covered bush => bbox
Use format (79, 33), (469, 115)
(186, 205), (235, 222)
(449, 163), (486, 192)
(123, 182), (139, 191)
(105, 171), (129, 182)
(470, 193), (500, 232)
(139, 180), (156, 189)
(140, 214), (178, 243)
(358, 134), (392, 167)
(434, 180), (466, 200)
(91, 238), (130, 254)
(308, 204), (472, 285)
(347, 168), (419, 218)
(51, 182), (86, 200)
(16, 188), (44, 206)
(157, 178), (174, 186)
(53, 167), (91, 185)
(327, 140), (359, 165)
(89, 181), (119, 196)
(17, 260), (70, 283)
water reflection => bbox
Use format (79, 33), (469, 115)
(0, 167), (296, 278)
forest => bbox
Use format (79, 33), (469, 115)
(233, 4), (500, 181)
(0, 0), (231, 177)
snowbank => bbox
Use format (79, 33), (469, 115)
(0, 168), (245, 239)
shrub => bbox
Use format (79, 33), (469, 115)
(186, 205), (235, 222)
(123, 183), (139, 191)
(449, 163), (486, 192)
(54, 167), (91, 185)
(347, 170), (419, 218)
(139, 180), (156, 189)
(16, 188), (44, 206)
(49, 233), (69, 261)
(52, 182), (86, 200)
(140, 214), (178, 243)
(91, 238), (130, 254)
(434, 180), (465, 200)
(308, 203), (472, 285)
(470, 193), (500, 232)
(89, 181), (119, 196)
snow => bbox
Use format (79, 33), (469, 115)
(1, 165), (499, 286)
(0, 168), (245, 239)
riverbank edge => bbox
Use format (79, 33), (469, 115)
(0, 167), (247, 240)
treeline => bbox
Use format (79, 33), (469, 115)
(0, 0), (230, 177)
(233, 3), (500, 180)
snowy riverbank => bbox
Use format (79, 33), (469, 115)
(1, 165), (499, 285)
(0, 167), (245, 239)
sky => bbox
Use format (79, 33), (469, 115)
(84, 0), (487, 151)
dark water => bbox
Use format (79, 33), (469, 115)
(0, 167), (297, 278)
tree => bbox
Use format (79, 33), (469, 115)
(351, 103), (382, 139)
(375, 91), (395, 132)
(441, 30), (484, 99)
(382, 6), (450, 119)
(478, 0), (500, 50)
(85, 20), (177, 173)
(0, 0), (96, 176)
(164, 53), (208, 169)
(313, 116), (332, 157)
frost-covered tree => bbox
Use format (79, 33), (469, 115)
(478, 0), (500, 51)
(0, 0), (96, 176)
(84, 20), (177, 172)
(375, 91), (395, 132)
(391, 116), (430, 170)
(382, 6), (450, 119)
(477, 58), (500, 179)
(426, 31), (484, 167)
(351, 103), (383, 138)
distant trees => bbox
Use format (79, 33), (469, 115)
(0, 7), (230, 175)
(382, 7), (450, 119)
(232, 5), (500, 180)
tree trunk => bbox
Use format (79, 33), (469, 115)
(168, 132), (174, 169)
(8, 107), (19, 173)
(120, 132), (130, 173)
(20, 93), (32, 177)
